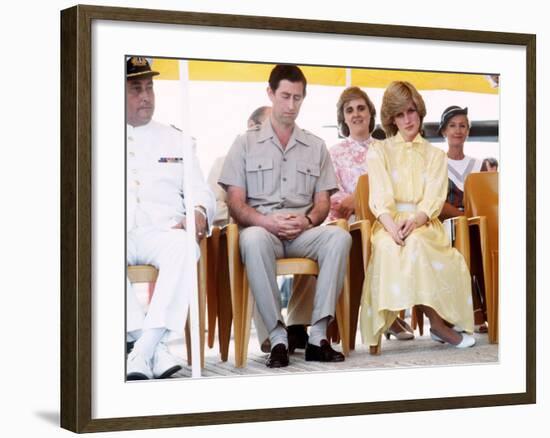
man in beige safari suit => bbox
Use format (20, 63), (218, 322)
(219, 64), (351, 368)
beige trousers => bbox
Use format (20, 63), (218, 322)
(239, 225), (351, 342)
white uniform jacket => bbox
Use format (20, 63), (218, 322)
(127, 120), (215, 231)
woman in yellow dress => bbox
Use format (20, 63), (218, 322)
(360, 81), (475, 351)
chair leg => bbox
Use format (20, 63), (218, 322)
(369, 333), (382, 355)
(475, 219), (495, 343)
(412, 306), (424, 336)
(184, 285), (206, 368)
(199, 269), (206, 368)
(489, 250), (499, 343)
(217, 287), (232, 362)
(238, 281), (254, 368)
(206, 229), (220, 348)
(335, 260), (351, 356)
(217, 234), (232, 361)
(327, 320), (340, 343)
(349, 230), (365, 351)
(231, 270), (244, 368)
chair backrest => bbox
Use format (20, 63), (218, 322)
(464, 172), (499, 251)
(354, 174), (377, 224)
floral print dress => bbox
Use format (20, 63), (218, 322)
(328, 137), (372, 221)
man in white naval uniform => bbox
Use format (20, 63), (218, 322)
(125, 57), (215, 380)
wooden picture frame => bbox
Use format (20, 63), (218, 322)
(60, 4), (536, 433)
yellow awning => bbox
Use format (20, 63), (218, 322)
(151, 59), (498, 94)
(352, 69), (497, 94)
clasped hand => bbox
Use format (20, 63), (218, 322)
(387, 218), (417, 246)
(267, 213), (310, 241)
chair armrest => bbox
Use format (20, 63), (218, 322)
(326, 218), (349, 231)
(349, 219), (369, 233)
(467, 216), (484, 226)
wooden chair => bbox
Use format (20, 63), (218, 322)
(464, 172), (499, 343)
(221, 220), (352, 368)
(126, 237), (209, 367)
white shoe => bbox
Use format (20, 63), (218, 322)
(452, 324), (465, 333)
(430, 329), (476, 348)
(127, 349), (153, 380)
(153, 343), (182, 379)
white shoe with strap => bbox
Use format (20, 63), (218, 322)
(430, 329), (476, 348)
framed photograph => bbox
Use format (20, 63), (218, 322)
(60, 4), (536, 433)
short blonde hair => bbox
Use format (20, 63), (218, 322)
(336, 86), (376, 137)
(380, 81), (426, 137)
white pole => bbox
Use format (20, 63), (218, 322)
(346, 67), (352, 87)
(179, 59), (201, 378)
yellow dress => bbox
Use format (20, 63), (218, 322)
(359, 132), (474, 347)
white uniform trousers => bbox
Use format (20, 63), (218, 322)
(127, 226), (198, 339)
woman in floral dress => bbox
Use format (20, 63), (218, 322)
(359, 81), (475, 351)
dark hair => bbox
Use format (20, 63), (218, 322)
(336, 87), (376, 137)
(248, 106), (271, 126)
(268, 64), (307, 97)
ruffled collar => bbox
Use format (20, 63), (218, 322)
(394, 131), (424, 148)
(347, 136), (373, 148)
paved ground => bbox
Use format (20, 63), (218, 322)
(169, 318), (498, 378)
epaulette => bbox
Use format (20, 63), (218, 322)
(170, 124), (182, 132)
(301, 129), (324, 143)
(246, 124), (261, 132)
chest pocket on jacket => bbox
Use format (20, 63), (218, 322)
(296, 161), (320, 196)
(246, 156), (274, 197)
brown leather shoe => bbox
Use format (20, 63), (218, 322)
(266, 343), (289, 368)
(305, 340), (345, 362)
(288, 325), (309, 353)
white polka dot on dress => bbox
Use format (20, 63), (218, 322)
(390, 283), (401, 296)
(391, 169), (399, 182)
